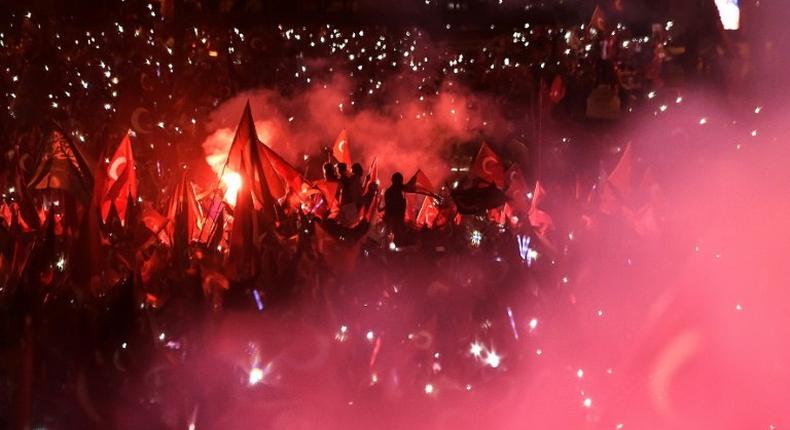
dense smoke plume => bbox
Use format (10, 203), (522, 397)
(201, 72), (516, 186)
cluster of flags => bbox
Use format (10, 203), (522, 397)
(1, 99), (661, 290)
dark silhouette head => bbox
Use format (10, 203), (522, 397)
(337, 163), (348, 176)
(391, 172), (404, 186)
(323, 162), (338, 180)
(351, 163), (363, 177)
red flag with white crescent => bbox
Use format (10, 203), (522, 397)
(101, 132), (137, 225)
(416, 196), (440, 228)
(332, 129), (352, 166)
(471, 142), (505, 188)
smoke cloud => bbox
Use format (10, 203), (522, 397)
(201, 72), (515, 187)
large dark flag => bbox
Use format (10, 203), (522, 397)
(28, 128), (94, 204)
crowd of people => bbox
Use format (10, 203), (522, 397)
(0, 1), (772, 428)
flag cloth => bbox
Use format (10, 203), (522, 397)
(224, 102), (284, 280)
(314, 219), (367, 275)
(364, 157), (379, 194)
(451, 183), (507, 214)
(505, 165), (530, 212)
(607, 143), (633, 196)
(549, 75), (566, 104)
(227, 178), (258, 281)
(589, 5), (607, 32)
(332, 129), (352, 166)
(140, 204), (171, 246)
(528, 180), (554, 237)
(166, 171), (203, 252)
(416, 196), (440, 228)
(13, 165), (41, 232)
(470, 142), (505, 188)
(224, 101), (279, 225)
(404, 169), (436, 197)
(70, 140), (110, 287)
(28, 128), (94, 204)
(100, 132), (137, 225)
(259, 143), (308, 198)
(599, 144), (633, 214)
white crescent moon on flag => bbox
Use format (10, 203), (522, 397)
(108, 156), (127, 180)
(131, 107), (153, 134)
(482, 156), (498, 175)
(338, 140), (346, 153)
(509, 170), (518, 183)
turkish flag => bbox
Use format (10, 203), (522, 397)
(332, 129), (352, 166)
(416, 196), (440, 228)
(101, 132), (137, 225)
(470, 142), (505, 188)
(404, 169), (436, 197)
(225, 101), (279, 224)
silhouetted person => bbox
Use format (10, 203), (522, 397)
(349, 163), (364, 206)
(383, 172), (406, 243)
(337, 162), (359, 225)
(323, 162), (339, 182)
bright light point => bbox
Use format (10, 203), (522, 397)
(424, 383), (434, 394)
(754, 106), (762, 114)
(340, 325), (348, 333)
(121, 342), (127, 349)
(699, 117), (707, 125)
(597, 310), (604, 317)
(562, 276), (569, 284)
(158, 332), (165, 341)
(469, 342), (484, 357)
(248, 367), (264, 385)
(659, 104), (667, 112)
(583, 397), (592, 408)
(484, 350), (501, 368)
(528, 318), (538, 331)
(221, 172), (242, 205)
(536, 348), (543, 356)
(616, 424), (624, 429)
(647, 91), (655, 99)
(675, 96), (683, 103)
(389, 241), (397, 251)
(465, 384), (472, 391)
(735, 303), (743, 311)
(577, 368), (584, 378)
(715, 0), (740, 30)
(366, 330), (375, 341)
(751, 130), (758, 137)
(55, 256), (66, 271)
(470, 230), (483, 247)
